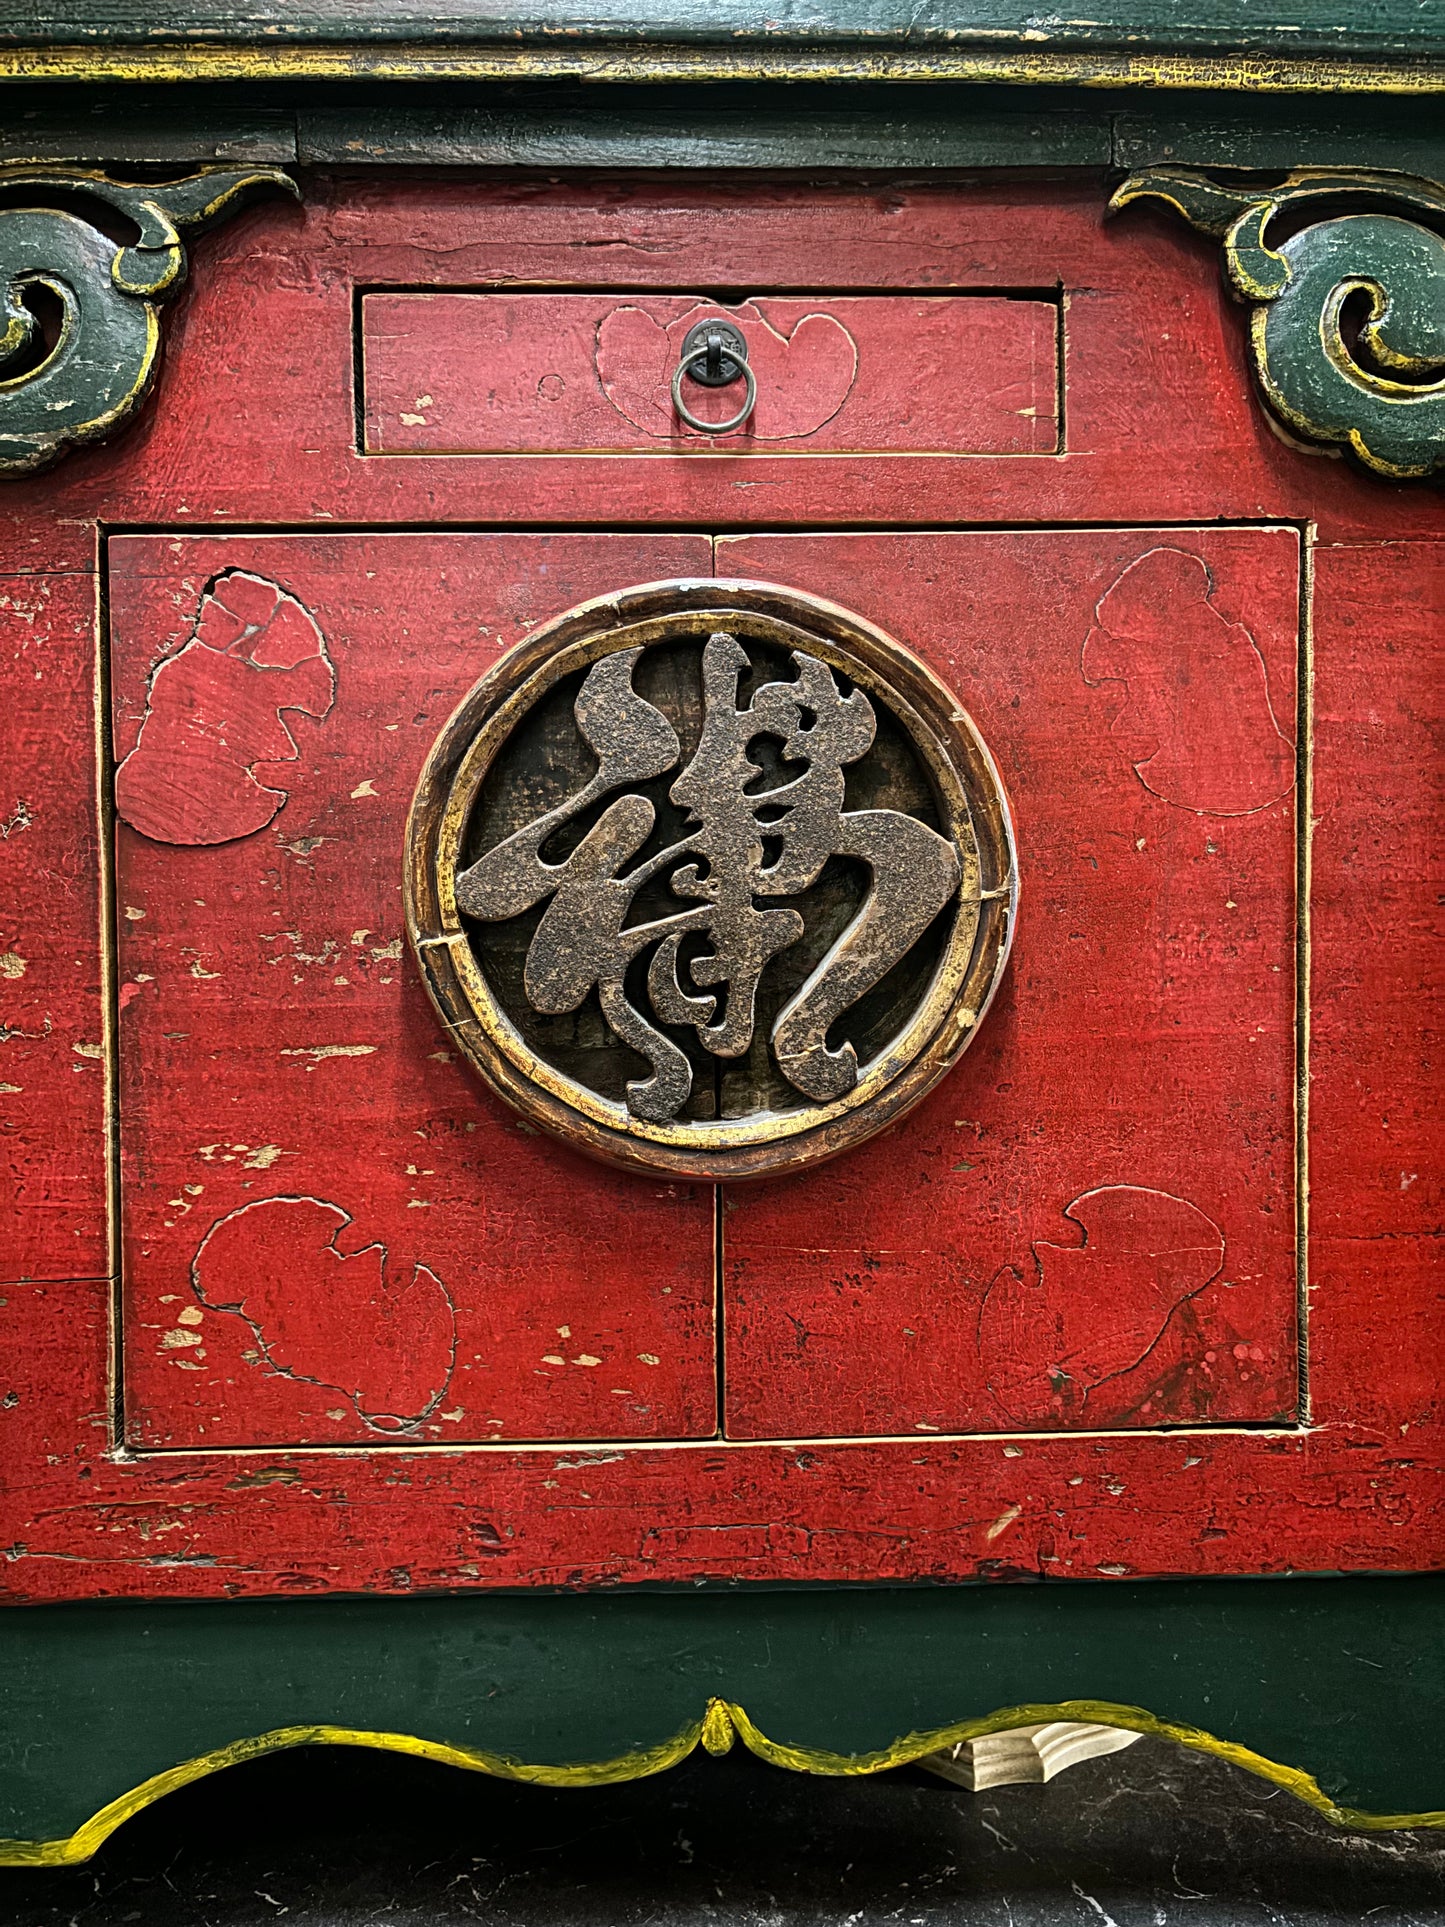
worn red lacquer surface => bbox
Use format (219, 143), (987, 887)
(362, 291), (1059, 452)
(0, 176), (1439, 1601)
(717, 529), (1301, 1441)
(109, 534), (718, 1450)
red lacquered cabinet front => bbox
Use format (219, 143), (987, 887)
(1, 175), (1439, 1600)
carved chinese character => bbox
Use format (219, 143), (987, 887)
(409, 582), (1014, 1179)
(455, 632), (962, 1123)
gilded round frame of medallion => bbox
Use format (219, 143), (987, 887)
(405, 578), (1016, 1179)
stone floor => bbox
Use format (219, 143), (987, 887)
(3, 1733), (1442, 1925)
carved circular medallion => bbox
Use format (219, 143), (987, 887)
(406, 580), (1016, 1178)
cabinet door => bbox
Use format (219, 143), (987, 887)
(716, 528), (1301, 1441)
(110, 533), (719, 1449)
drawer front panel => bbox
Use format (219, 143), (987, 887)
(362, 293), (1060, 455)
(109, 525), (1299, 1453)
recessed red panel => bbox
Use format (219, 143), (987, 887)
(362, 292), (1059, 455)
(110, 533), (719, 1449)
(716, 528), (1302, 1439)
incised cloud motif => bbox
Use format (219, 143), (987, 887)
(189, 1195), (456, 1434)
(115, 571), (334, 846)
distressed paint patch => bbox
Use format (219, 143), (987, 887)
(978, 1185), (1229, 1427)
(190, 1197), (456, 1433)
(115, 572), (334, 846)
(1082, 548), (1294, 815)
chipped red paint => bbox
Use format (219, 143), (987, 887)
(115, 571), (334, 846)
(0, 178), (1440, 1602)
(363, 291), (1058, 453)
(716, 526), (1301, 1441)
(0, 569), (107, 1286)
(110, 533), (721, 1453)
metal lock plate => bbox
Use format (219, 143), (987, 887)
(679, 317), (749, 387)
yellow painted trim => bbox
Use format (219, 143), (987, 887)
(0, 43), (1442, 93)
(1251, 300), (1442, 480)
(2, 1697), (1441, 1866)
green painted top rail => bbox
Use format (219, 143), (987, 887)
(3, 0), (1442, 61)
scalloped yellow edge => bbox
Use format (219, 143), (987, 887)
(1, 1697), (1440, 1864)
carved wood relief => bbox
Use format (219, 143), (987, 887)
(406, 578), (1016, 1179)
(1111, 167), (1445, 478)
(0, 166), (296, 475)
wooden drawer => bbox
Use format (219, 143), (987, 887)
(361, 291), (1060, 454)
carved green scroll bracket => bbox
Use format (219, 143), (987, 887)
(0, 165), (297, 477)
(1110, 167), (1445, 479)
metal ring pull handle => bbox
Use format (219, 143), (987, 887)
(671, 320), (757, 435)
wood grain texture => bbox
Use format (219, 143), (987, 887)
(298, 84), (1117, 169)
(109, 533), (719, 1451)
(0, 568), (108, 1285)
(6, 0), (1441, 59)
(2, 1429), (1441, 1598)
(0, 176), (1439, 1600)
(0, 93), (299, 164)
(4, 87), (1439, 177)
(715, 528), (1300, 1438)
(1111, 92), (1445, 172)
(1307, 536), (1442, 1439)
(363, 292), (1058, 454)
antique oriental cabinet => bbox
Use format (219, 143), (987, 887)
(0, 0), (1442, 1858)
